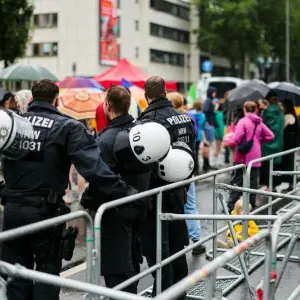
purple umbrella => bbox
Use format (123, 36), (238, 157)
(57, 77), (104, 90)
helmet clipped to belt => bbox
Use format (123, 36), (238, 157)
(157, 141), (195, 183)
(129, 122), (171, 164)
(113, 121), (171, 171)
(0, 109), (34, 160)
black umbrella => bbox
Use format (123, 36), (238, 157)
(268, 82), (300, 106)
(227, 80), (270, 111)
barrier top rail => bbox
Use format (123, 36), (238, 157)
(0, 261), (146, 300)
(247, 147), (300, 171)
(95, 164), (246, 223)
(0, 211), (92, 243)
(154, 230), (270, 300)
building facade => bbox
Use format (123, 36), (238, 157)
(17, 0), (240, 89)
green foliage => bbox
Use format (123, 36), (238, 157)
(0, 0), (34, 67)
(195, 0), (270, 67)
(194, 0), (300, 78)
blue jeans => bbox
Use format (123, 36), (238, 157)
(184, 182), (201, 241)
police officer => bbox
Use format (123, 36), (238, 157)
(138, 76), (196, 299)
(82, 85), (152, 293)
(0, 79), (135, 300)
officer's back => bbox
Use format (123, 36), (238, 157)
(1, 79), (132, 300)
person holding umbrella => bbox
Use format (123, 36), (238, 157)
(279, 100), (300, 192)
(260, 90), (285, 190)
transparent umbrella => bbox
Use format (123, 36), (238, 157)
(0, 64), (58, 81)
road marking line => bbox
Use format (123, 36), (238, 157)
(60, 262), (87, 278)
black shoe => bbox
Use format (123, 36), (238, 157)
(192, 242), (206, 255)
(282, 186), (293, 193)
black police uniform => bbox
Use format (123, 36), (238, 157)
(0, 101), (131, 300)
(137, 98), (196, 300)
(81, 114), (152, 293)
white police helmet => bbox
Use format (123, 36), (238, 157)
(157, 141), (195, 182)
(129, 122), (171, 164)
(0, 109), (34, 160)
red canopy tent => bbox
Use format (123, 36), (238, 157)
(93, 58), (177, 90)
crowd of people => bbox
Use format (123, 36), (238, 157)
(0, 78), (300, 300)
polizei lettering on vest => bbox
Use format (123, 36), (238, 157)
(26, 116), (54, 129)
(166, 115), (191, 125)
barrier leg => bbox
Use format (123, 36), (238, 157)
(219, 193), (256, 299)
(242, 169), (250, 268)
(156, 192), (163, 295)
(275, 234), (298, 290)
(268, 159), (274, 230)
(262, 234), (272, 300)
(205, 274), (215, 300)
(212, 175), (217, 295)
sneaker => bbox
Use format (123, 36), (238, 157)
(227, 240), (235, 248)
(281, 186), (293, 193)
(192, 241), (206, 255)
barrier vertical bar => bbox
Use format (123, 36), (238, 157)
(262, 234), (272, 300)
(268, 158), (274, 229)
(212, 175), (217, 295)
(205, 274), (214, 300)
(156, 192), (163, 295)
(242, 169), (250, 268)
(293, 152), (297, 196)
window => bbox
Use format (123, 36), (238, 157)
(150, 23), (189, 44)
(135, 20), (139, 31)
(135, 47), (139, 58)
(150, 49), (184, 67)
(150, 0), (190, 20)
(32, 42), (58, 57)
(33, 44), (40, 56)
(33, 15), (39, 26)
(33, 13), (58, 28)
(42, 43), (51, 56)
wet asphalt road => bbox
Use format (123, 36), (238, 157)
(60, 172), (300, 300)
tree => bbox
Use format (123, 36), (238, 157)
(0, 0), (34, 67)
(194, 0), (271, 77)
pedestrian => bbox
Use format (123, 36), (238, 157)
(1, 92), (18, 112)
(15, 90), (32, 115)
(95, 102), (109, 133)
(83, 85), (152, 293)
(138, 76), (195, 300)
(279, 100), (300, 192)
(214, 102), (225, 166)
(227, 101), (274, 212)
(0, 79), (136, 300)
(260, 90), (285, 190)
(217, 199), (259, 248)
(167, 92), (206, 255)
(258, 99), (269, 117)
(188, 100), (206, 174)
(203, 86), (218, 171)
(125, 87), (142, 119)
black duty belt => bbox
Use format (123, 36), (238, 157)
(6, 196), (46, 208)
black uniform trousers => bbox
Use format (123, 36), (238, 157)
(141, 190), (189, 300)
(1, 201), (62, 300)
(227, 167), (259, 210)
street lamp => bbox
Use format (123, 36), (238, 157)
(286, 0), (290, 82)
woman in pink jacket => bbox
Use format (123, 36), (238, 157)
(227, 101), (274, 212)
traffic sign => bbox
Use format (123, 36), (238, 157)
(202, 60), (213, 73)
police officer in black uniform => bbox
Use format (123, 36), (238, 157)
(81, 85), (152, 293)
(138, 76), (196, 299)
(0, 80), (135, 300)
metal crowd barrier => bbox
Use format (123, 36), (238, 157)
(0, 211), (94, 286)
(0, 148), (300, 299)
(93, 164), (247, 298)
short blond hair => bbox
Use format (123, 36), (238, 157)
(234, 199), (252, 213)
(167, 92), (185, 112)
